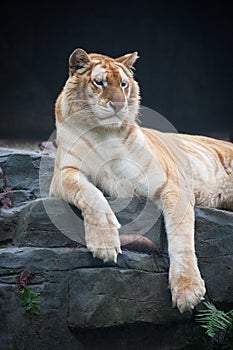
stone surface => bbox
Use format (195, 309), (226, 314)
(0, 148), (54, 242)
(11, 196), (233, 305)
(0, 147), (54, 200)
(0, 247), (188, 350)
(11, 196), (233, 307)
(13, 198), (78, 248)
(0, 205), (26, 242)
(13, 197), (165, 250)
(0, 148), (233, 349)
(194, 207), (233, 303)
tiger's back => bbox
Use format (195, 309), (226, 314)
(142, 127), (233, 209)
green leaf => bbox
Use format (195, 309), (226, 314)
(196, 302), (233, 338)
(20, 286), (41, 316)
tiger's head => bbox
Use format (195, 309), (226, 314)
(59, 48), (140, 129)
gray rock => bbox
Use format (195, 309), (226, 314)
(67, 267), (183, 330)
(13, 197), (164, 251)
(0, 247), (188, 350)
(12, 189), (36, 206)
(12, 198), (233, 306)
(0, 205), (27, 242)
(0, 148), (54, 242)
(0, 148), (233, 349)
(0, 230), (232, 349)
(12, 196), (233, 303)
(0, 165), (5, 190)
(13, 198), (80, 248)
(195, 207), (233, 303)
(0, 148), (54, 199)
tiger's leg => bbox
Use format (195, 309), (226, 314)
(50, 168), (122, 262)
(160, 184), (206, 313)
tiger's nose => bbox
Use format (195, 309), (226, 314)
(109, 101), (125, 113)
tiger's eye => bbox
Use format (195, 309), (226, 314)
(121, 81), (128, 88)
(93, 79), (104, 87)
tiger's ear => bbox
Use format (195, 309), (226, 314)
(115, 51), (139, 69)
(69, 48), (90, 75)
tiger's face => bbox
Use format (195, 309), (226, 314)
(64, 48), (140, 128)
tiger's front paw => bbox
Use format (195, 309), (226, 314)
(170, 268), (206, 313)
(84, 211), (122, 263)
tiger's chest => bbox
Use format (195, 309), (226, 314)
(81, 138), (165, 198)
(58, 125), (165, 198)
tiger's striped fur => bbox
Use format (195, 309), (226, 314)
(50, 48), (233, 313)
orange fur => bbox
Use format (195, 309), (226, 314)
(50, 48), (233, 313)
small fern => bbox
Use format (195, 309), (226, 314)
(196, 302), (233, 338)
(194, 301), (233, 349)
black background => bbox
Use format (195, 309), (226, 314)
(1, 1), (233, 140)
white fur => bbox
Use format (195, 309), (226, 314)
(91, 65), (107, 83)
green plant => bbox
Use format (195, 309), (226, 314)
(16, 269), (41, 316)
(20, 286), (41, 316)
(195, 301), (233, 349)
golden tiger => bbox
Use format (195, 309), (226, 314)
(50, 48), (233, 313)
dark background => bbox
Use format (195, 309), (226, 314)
(1, 1), (233, 140)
